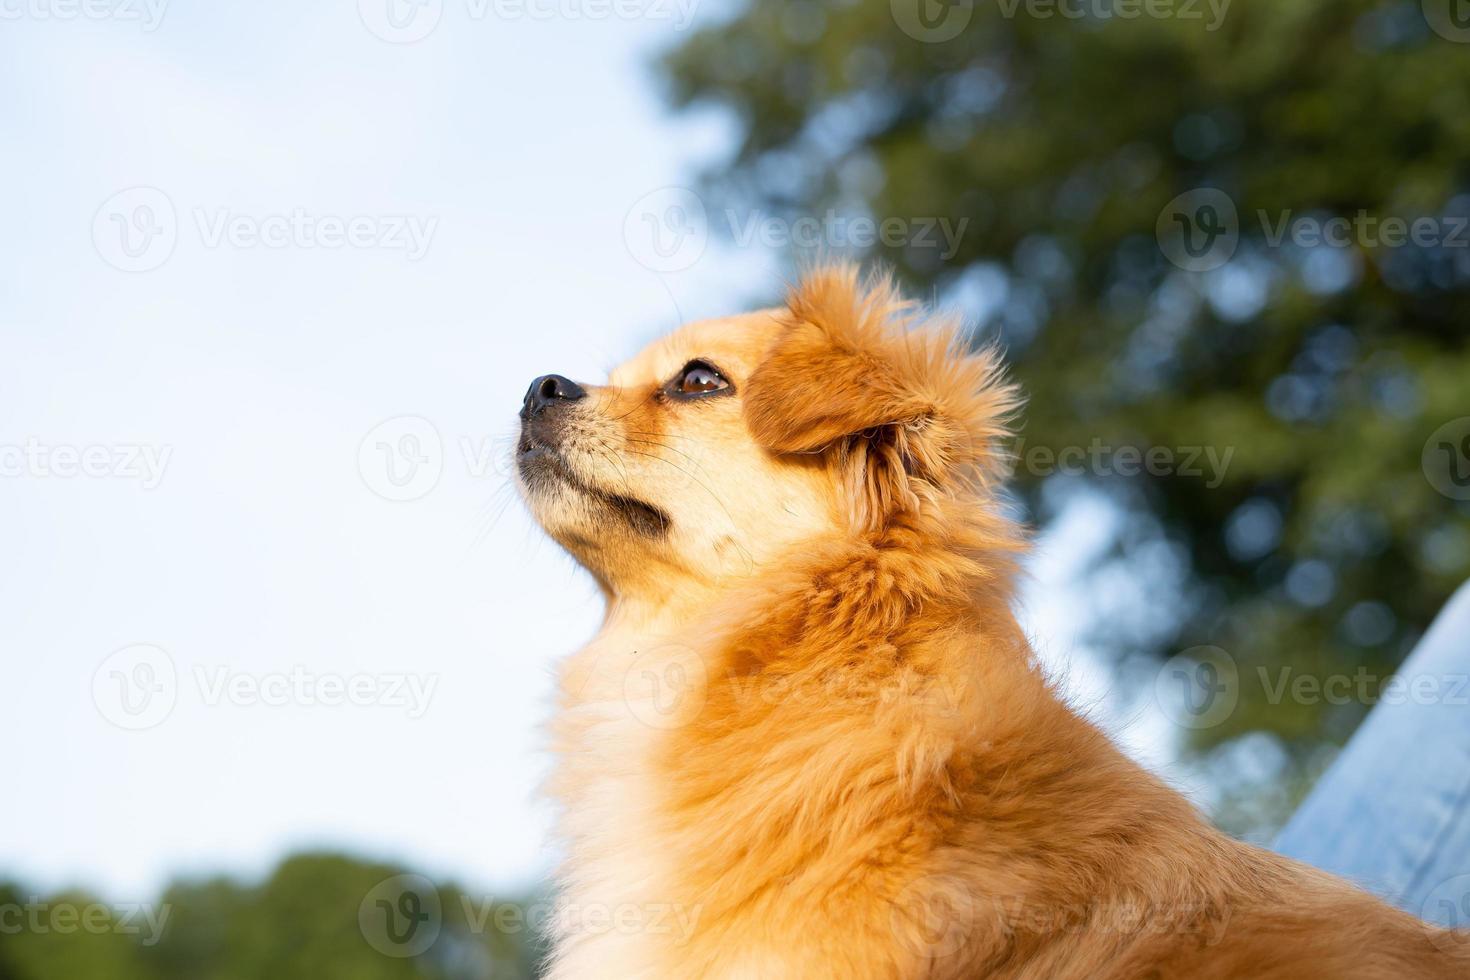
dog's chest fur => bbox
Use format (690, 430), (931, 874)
(543, 625), (708, 979)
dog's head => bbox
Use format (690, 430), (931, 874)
(515, 265), (1020, 601)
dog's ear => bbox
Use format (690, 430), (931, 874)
(744, 265), (1020, 531)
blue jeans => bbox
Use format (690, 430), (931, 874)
(1274, 582), (1470, 928)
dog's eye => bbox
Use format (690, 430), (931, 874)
(673, 361), (730, 397)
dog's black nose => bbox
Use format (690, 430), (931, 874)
(521, 374), (587, 420)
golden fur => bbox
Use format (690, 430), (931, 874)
(516, 265), (1470, 978)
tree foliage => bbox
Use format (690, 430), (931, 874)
(0, 855), (543, 980)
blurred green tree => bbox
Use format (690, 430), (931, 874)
(661, 0), (1470, 834)
(0, 855), (544, 980)
(0, 884), (153, 980)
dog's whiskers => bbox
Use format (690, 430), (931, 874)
(621, 435), (707, 470)
(606, 442), (756, 571)
(591, 440), (670, 533)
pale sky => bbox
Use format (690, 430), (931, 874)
(0, 0), (1181, 904)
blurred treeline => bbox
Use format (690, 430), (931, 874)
(662, 0), (1470, 833)
(0, 854), (543, 980)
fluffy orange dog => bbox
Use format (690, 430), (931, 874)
(516, 265), (1469, 978)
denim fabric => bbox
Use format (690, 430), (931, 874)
(1274, 582), (1470, 928)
